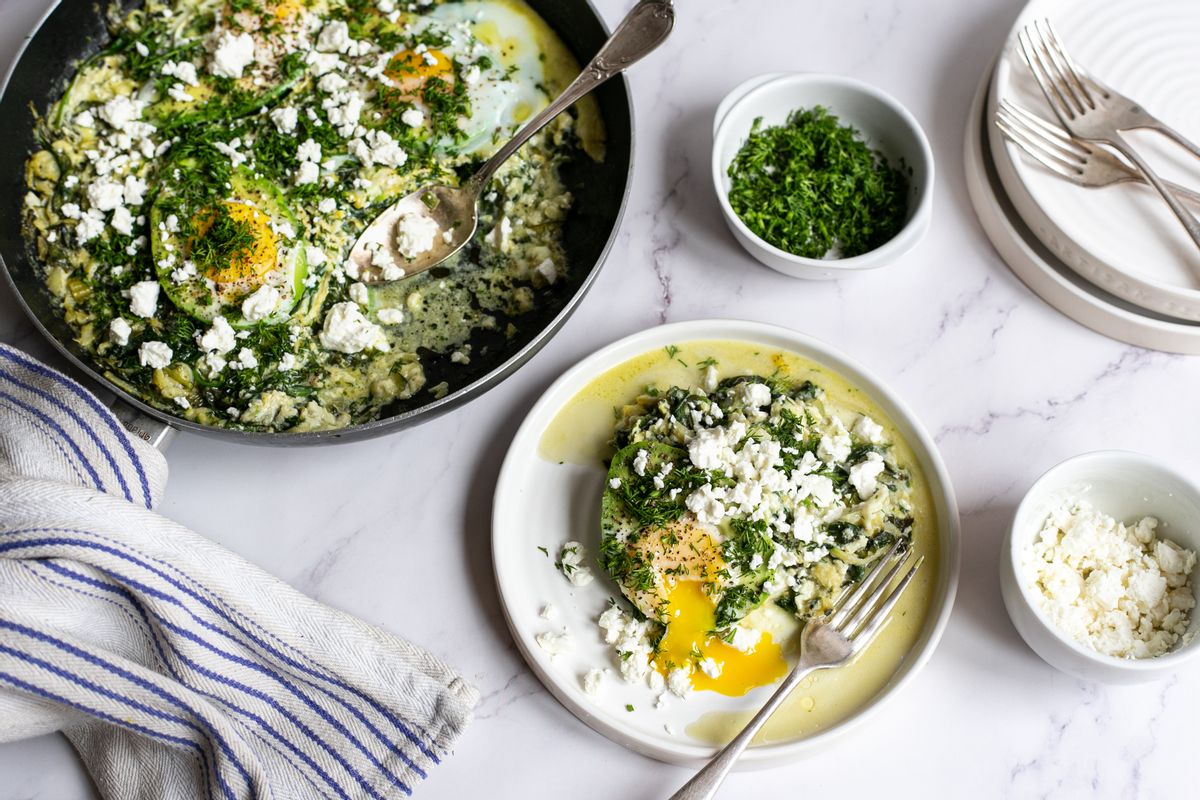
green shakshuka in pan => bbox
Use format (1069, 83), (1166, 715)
(22, 0), (604, 431)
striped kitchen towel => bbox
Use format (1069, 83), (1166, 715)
(0, 343), (478, 799)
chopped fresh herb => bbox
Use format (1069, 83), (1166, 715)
(698, 356), (719, 369)
(727, 106), (908, 259)
(625, 704), (635, 712)
(537, 546), (549, 557)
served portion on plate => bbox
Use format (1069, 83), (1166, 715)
(493, 321), (959, 765)
(21, 0), (604, 432)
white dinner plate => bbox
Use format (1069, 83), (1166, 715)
(990, 0), (1200, 321)
(966, 54), (1200, 354)
(491, 320), (960, 766)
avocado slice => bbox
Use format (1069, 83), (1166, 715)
(151, 169), (308, 326)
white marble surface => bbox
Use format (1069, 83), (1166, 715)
(2, 0), (1198, 797)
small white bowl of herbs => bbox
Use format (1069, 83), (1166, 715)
(712, 73), (934, 279)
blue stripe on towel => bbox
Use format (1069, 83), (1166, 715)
(30, 560), (390, 798)
(0, 528), (442, 761)
(0, 668), (225, 800)
(0, 620), (257, 795)
(1, 538), (413, 797)
(0, 398), (92, 486)
(0, 389), (103, 492)
(0, 347), (152, 507)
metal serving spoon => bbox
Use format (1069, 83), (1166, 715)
(347, 0), (675, 285)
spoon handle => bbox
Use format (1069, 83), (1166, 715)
(468, 0), (675, 192)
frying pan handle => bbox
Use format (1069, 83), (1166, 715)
(111, 401), (177, 452)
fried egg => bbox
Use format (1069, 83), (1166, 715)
(622, 517), (788, 697)
(424, 0), (560, 156)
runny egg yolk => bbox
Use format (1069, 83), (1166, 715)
(385, 49), (454, 99)
(654, 580), (788, 697)
(190, 201), (277, 293)
(268, 0), (304, 21)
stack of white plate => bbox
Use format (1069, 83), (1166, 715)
(965, 0), (1200, 353)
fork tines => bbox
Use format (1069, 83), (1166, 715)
(828, 539), (922, 645)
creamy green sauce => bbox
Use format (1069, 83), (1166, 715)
(22, 0), (603, 431)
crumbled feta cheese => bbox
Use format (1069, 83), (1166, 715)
(557, 541), (594, 587)
(581, 669), (605, 697)
(128, 280), (160, 318)
(233, 347), (258, 370)
(702, 365), (719, 393)
(110, 206), (134, 236)
(698, 657), (723, 679)
(317, 197), (337, 214)
(848, 452), (886, 500)
(539, 603), (558, 621)
(198, 316), (236, 354)
(98, 96), (141, 131)
(1025, 501), (1197, 659)
(487, 216), (513, 252)
(270, 106), (299, 134)
(729, 625), (762, 653)
(535, 258), (557, 284)
(123, 175), (148, 207)
(174, 396), (191, 409)
(295, 161), (320, 185)
(138, 340), (172, 369)
(667, 666), (692, 697)
(87, 179), (125, 212)
(817, 418), (852, 464)
(854, 414), (885, 444)
(161, 60), (199, 86)
(348, 128), (407, 168)
(535, 631), (572, 659)
(108, 317), (132, 346)
(685, 483), (727, 526)
(632, 447), (650, 476)
(394, 212), (440, 259)
(377, 308), (404, 325)
(76, 211), (105, 243)
(348, 282), (370, 307)
(319, 302), (390, 354)
(609, 477), (622, 489)
(277, 353), (297, 371)
(400, 107), (424, 128)
(316, 20), (353, 53)
(241, 285), (281, 322)
(210, 31), (256, 79)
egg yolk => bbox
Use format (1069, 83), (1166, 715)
(190, 202), (277, 292)
(384, 49), (454, 98)
(654, 580), (788, 697)
(268, 0), (304, 20)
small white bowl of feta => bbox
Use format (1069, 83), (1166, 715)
(1001, 451), (1200, 684)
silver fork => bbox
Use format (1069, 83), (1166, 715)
(667, 539), (923, 800)
(995, 99), (1200, 205)
(1018, 20), (1200, 260)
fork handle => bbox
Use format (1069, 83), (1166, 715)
(667, 664), (818, 800)
(1145, 121), (1200, 164)
(1110, 132), (1200, 271)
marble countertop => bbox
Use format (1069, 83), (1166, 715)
(2, 0), (1197, 797)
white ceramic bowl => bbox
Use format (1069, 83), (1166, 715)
(711, 73), (934, 280)
(1000, 451), (1200, 684)
(492, 319), (960, 765)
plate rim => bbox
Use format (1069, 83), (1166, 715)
(490, 318), (962, 766)
(989, 0), (1200, 321)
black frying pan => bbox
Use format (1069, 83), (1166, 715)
(0, 0), (634, 447)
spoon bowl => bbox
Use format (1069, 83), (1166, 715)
(345, 183), (479, 283)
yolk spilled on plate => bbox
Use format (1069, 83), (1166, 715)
(654, 580), (788, 697)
